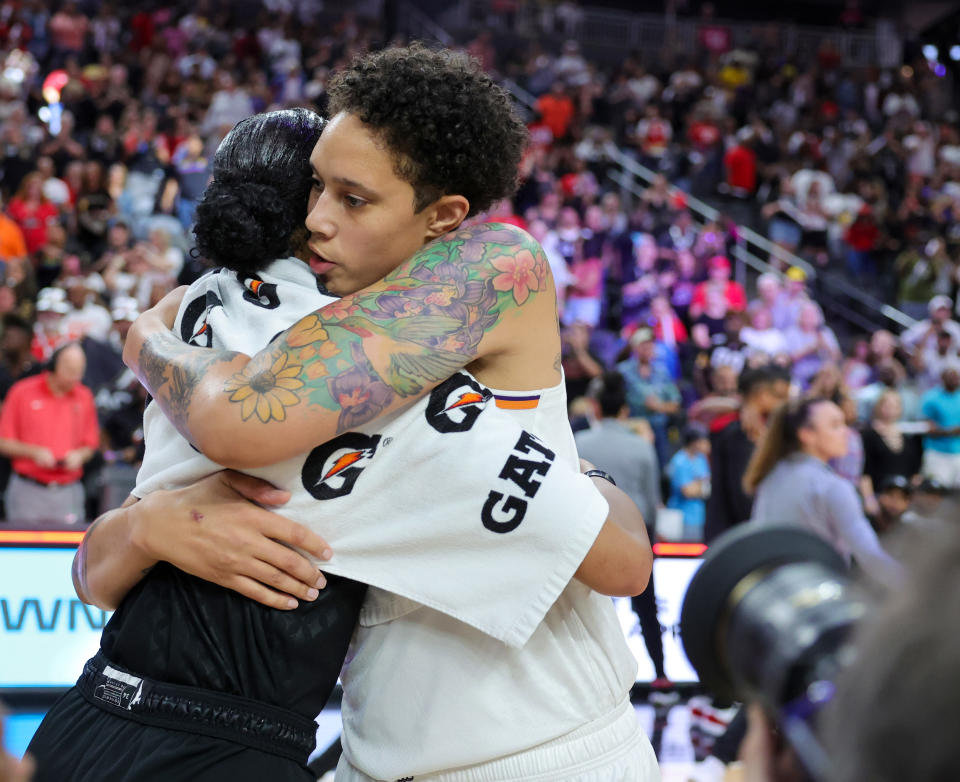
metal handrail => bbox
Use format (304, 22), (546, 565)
(607, 146), (810, 269)
(500, 77), (538, 117)
(733, 223), (915, 330)
(602, 146), (916, 332)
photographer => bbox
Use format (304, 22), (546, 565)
(739, 524), (960, 782)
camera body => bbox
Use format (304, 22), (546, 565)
(680, 524), (868, 780)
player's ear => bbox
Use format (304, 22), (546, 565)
(424, 194), (470, 239)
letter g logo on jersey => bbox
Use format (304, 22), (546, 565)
(180, 291), (223, 348)
(426, 373), (492, 434)
(302, 432), (382, 500)
(242, 275), (281, 310)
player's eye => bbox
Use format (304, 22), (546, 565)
(344, 195), (367, 209)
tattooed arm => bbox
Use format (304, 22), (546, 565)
(125, 223), (554, 468)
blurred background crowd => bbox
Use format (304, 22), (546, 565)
(4, 3), (960, 779)
(0, 0), (957, 554)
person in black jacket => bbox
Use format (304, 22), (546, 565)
(859, 389), (923, 517)
(704, 364), (790, 543)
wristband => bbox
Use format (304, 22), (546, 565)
(583, 468), (616, 486)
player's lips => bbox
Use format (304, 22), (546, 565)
(307, 251), (336, 275)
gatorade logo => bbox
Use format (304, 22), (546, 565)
(302, 432), (382, 501)
(425, 374), (491, 434)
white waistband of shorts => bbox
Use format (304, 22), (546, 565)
(423, 699), (642, 782)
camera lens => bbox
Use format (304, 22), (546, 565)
(680, 524), (864, 706)
(723, 561), (862, 706)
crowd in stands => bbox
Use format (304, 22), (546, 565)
(0, 0), (388, 522)
(479, 11), (960, 546)
(0, 0), (956, 561)
(495, 14), (957, 306)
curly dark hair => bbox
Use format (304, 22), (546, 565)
(192, 108), (324, 278)
(327, 44), (529, 217)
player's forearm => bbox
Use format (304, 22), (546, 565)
(575, 479), (653, 596)
(125, 322), (252, 455)
(126, 223), (553, 468)
(73, 494), (157, 610)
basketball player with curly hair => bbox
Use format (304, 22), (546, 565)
(74, 47), (659, 781)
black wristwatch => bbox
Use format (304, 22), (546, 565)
(583, 469), (616, 486)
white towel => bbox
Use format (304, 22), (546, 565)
(135, 257), (608, 647)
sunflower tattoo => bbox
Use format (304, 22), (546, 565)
(224, 351), (305, 422)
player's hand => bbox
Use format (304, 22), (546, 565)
(132, 470), (333, 611)
(738, 704), (776, 782)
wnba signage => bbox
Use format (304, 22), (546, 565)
(0, 547), (110, 689)
(2, 598), (107, 632)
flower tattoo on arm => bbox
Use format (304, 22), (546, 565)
(223, 350), (305, 423)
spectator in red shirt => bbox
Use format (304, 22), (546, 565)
(650, 294), (688, 348)
(688, 112), (721, 151)
(634, 104), (673, 169)
(129, 8), (156, 52)
(844, 204), (880, 276)
(0, 343), (98, 526)
(690, 255), (747, 318)
(483, 199), (528, 231)
(49, 1), (89, 59)
(697, 3), (732, 56)
(724, 133), (757, 195)
(534, 81), (575, 142)
(7, 173), (60, 256)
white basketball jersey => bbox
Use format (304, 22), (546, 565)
(339, 380), (640, 780)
